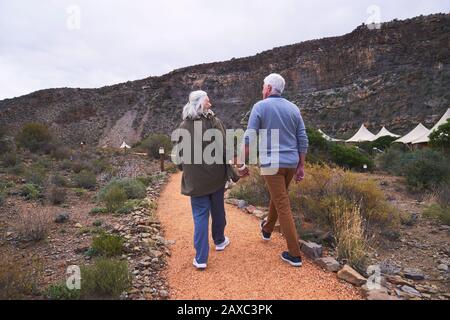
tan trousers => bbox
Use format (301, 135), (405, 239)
(262, 168), (301, 257)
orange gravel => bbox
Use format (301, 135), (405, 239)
(158, 172), (362, 300)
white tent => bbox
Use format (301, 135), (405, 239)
(346, 125), (376, 143)
(318, 129), (344, 142)
(120, 141), (131, 149)
(412, 109), (450, 144)
(371, 127), (401, 141)
(394, 123), (430, 144)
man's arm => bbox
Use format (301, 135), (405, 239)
(236, 104), (261, 175)
(295, 112), (309, 182)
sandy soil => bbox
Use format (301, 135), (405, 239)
(158, 172), (362, 300)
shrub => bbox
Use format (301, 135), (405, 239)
(360, 136), (398, 154)
(91, 232), (125, 257)
(0, 253), (40, 299)
(44, 282), (80, 300)
(329, 199), (368, 268)
(430, 119), (450, 152)
(229, 166), (269, 206)
(90, 207), (109, 215)
(1, 151), (19, 167)
(141, 134), (172, 159)
(50, 145), (71, 161)
(91, 158), (111, 174)
(20, 184), (42, 200)
(80, 258), (131, 299)
(25, 165), (47, 186)
(16, 210), (51, 242)
(424, 204), (450, 225)
(330, 144), (374, 171)
(99, 178), (146, 201)
(73, 170), (97, 190)
(50, 174), (68, 187)
(403, 150), (450, 192)
(49, 187), (67, 205)
(0, 191), (5, 206)
(103, 185), (127, 213)
(71, 161), (93, 174)
(16, 123), (53, 153)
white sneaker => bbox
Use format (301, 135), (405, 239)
(215, 237), (230, 251)
(193, 258), (207, 270)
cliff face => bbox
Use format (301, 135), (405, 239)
(0, 14), (449, 146)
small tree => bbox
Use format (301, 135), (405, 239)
(430, 119), (450, 153)
(141, 134), (172, 159)
(16, 123), (53, 153)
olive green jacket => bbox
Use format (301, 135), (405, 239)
(178, 112), (228, 197)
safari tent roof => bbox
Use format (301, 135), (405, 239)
(371, 127), (401, 141)
(120, 141), (131, 149)
(394, 123), (430, 144)
(318, 129), (344, 142)
(412, 108), (450, 144)
(346, 125), (376, 143)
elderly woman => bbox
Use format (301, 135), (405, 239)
(177, 90), (230, 270)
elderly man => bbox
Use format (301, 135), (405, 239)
(239, 73), (309, 267)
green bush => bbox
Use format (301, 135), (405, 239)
(73, 170), (97, 190)
(90, 207), (109, 215)
(80, 258), (131, 299)
(424, 204), (450, 225)
(91, 232), (125, 257)
(103, 185), (127, 213)
(403, 150), (450, 192)
(99, 178), (146, 201)
(50, 174), (68, 187)
(1, 152), (19, 167)
(430, 119), (450, 152)
(25, 165), (47, 186)
(71, 161), (93, 174)
(44, 282), (80, 300)
(16, 123), (53, 153)
(20, 184), (42, 200)
(49, 187), (67, 205)
(360, 136), (398, 154)
(141, 134), (172, 159)
(330, 144), (374, 171)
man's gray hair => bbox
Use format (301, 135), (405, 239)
(264, 73), (286, 95)
(182, 90), (208, 120)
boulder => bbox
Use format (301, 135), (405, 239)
(299, 239), (323, 259)
(403, 268), (425, 281)
(337, 265), (367, 287)
(315, 257), (341, 272)
(54, 213), (70, 224)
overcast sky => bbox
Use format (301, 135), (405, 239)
(0, 0), (448, 100)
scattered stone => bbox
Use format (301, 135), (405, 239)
(245, 205), (256, 214)
(438, 264), (448, 272)
(253, 209), (267, 220)
(237, 200), (248, 210)
(159, 290), (170, 299)
(54, 213), (70, 224)
(150, 250), (163, 259)
(403, 268), (425, 281)
(299, 239), (323, 259)
(315, 257), (341, 272)
(401, 285), (422, 297)
(379, 261), (402, 275)
(74, 223), (83, 228)
(337, 265), (367, 287)
(386, 275), (412, 286)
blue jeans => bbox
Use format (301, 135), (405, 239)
(190, 187), (227, 264)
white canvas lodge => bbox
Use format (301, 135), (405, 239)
(394, 123), (430, 144)
(411, 109), (450, 145)
(346, 125), (376, 143)
(371, 127), (400, 141)
(318, 129), (344, 142)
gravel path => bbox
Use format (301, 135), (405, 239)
(158, 173), (362, 300)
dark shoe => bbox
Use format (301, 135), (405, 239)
(260, 220), (272, 241)
(281, 251), (303, 267)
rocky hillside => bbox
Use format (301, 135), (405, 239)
(0, 14), (449, 146)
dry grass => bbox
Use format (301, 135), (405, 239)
(329, 199), (368, 268)
(16, 209), (52, 242)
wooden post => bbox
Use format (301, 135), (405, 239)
(159, 147), (165, 172)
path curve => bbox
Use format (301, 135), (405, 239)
(158, 172), (361, 300)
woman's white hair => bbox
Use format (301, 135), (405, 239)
(183, 90), (208, 120)
(264, 73), (286, 95)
